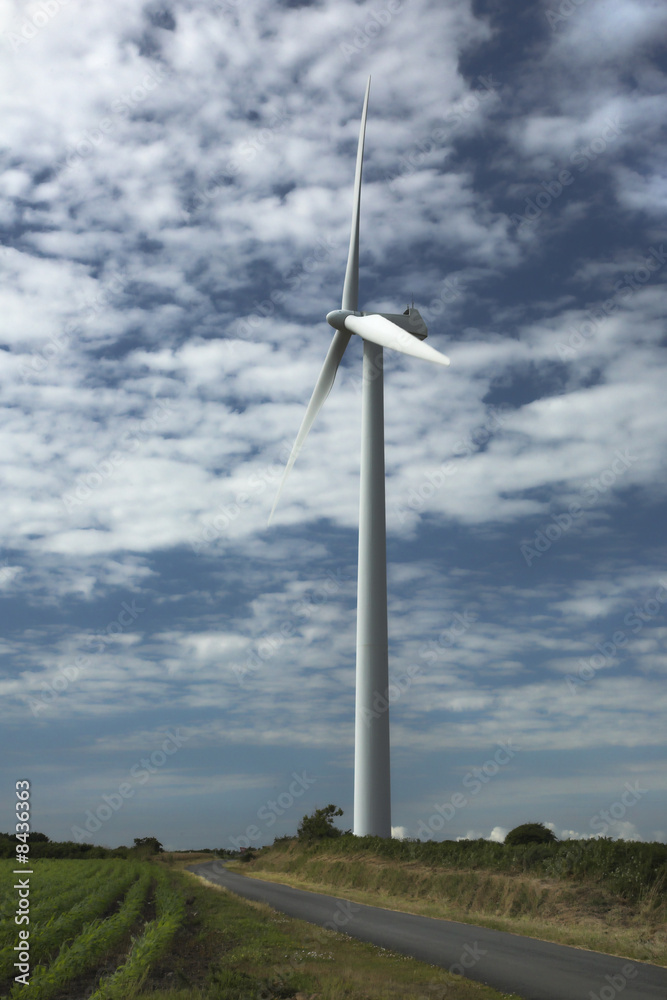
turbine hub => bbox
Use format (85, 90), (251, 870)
(326, 309), (359, 332)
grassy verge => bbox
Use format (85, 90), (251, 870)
(222, 840), (667, 967)
(131, 860), (522, 1000)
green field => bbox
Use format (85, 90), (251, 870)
(0, 859), (186, 1000)
(0, 856), (522, 1000)
(2, 833), (666, 998)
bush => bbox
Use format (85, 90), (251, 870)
(297, 805), (344, 843)
(133, 836), (163, 853)
(505, 823), (557, 847)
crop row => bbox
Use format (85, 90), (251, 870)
(0, 860), (103, 924)
(89, 869), (187, 999)
(7, 867), (153, 999)
(0, 859), (109, 916)
(0, 858), (105, 898)
(0, 861), (109, 951)
(0, 864), (142, 979)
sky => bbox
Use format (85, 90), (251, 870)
(1, 0), (666, 852)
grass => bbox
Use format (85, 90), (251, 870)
(136, 857), (522, 1000)
(1, 855), (523, 1000)
(221, 839), (667, 968)
(0, 859), (114, 949)
(4, 841), (662, 999)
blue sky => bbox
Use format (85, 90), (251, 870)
(1, 0), (666, 851)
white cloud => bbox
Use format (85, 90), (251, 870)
(1, 0), (666, 849)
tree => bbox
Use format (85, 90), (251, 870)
(297, 804), (344, 843)
(504, 822), (557, 847)
(0, 831), (49, 842)
(133, 836), (164, 854)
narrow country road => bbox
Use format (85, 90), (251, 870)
(188, 860), (667, 1000)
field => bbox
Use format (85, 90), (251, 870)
(0, 858), (185, 1000)
(4, 838), (664, 999)
(0, 855), (522, 1000)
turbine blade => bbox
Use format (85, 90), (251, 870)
(345, 314), (450, 366)
(341, 77), (371, 312)
(268, 329), (352, 524)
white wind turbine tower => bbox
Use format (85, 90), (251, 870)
(270, 78), (450, 837)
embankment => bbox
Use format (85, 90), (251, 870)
(236, 836), (667, 965)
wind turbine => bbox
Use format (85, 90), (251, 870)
(270, 77), (450, 837)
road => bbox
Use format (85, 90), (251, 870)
(188, 860), (667, 1000)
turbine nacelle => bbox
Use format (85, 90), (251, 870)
(326, 306), (428, 341)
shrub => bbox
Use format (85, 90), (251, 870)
(297, 805), (344, 843)
(133, 836), (163, 854)
(505, 823), (557, 847)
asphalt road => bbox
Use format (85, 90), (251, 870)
(188, 860), (667, 1000)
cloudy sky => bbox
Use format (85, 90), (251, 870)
(1, 0), (666, 851)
